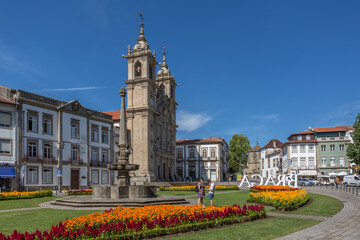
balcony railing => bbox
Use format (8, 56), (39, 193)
(90, 160), (109, 167)
(65, 158), (85, 166)
(22, 156), (57, 164)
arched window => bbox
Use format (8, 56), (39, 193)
(210, 148), (216, 158)
(134, 61), (141, 77)
(202, 148), (207, 159)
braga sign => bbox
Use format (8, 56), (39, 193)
(238, 174), (299, 188)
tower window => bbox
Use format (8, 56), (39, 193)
(149, 64), (153, 79)
(135, 62), (141, 77)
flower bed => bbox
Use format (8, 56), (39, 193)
(159, 185), (239, 191)
(250, 185), (297, 192)
(0, 204), (265, 239)
(0, 190), (52, 201)
(248, 185), (309, 211)
(67, 189), (92, 195)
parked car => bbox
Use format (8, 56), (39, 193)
(343, 175), (360, 186)
(308, 178), (320, 185)
(298, 178), (314, 186)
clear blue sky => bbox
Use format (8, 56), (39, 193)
(1, 0), (360, 147)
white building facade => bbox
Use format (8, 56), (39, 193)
(176, 137), (229, 182)
(0, 86), (115, 190)
(282, 131), (317, 178)
(0, 89), (19, 191)
(260, 139), (283, 178)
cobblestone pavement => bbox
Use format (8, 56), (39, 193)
(274, 187), (360, 240)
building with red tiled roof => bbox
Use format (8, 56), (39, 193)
(260, 139), (283, 178)
(311, 126), (354, 176)
(103, 110), (121, 121)
(282, 131), (317, 177)
(176, 137), (229, 182)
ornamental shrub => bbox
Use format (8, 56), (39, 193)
(0, 190), (52, 201)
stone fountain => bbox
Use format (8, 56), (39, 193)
(92, 87), (156, 199)
(51, 88), (188, 208)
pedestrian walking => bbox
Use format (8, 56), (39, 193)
(197, 178), (205, 207)
(207, 179), (215, 207)
(335, 177), (340, 189)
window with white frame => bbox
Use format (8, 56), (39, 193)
(330, 144), (335, 152)
(71, 120), (79, 138)
(262, 159), (264, 169)
(292, 145), (297, 153)
(0, 139), (11, 155)
(202, 148), (208, 159)
(28, 113), (38, 132)
(102, 149), (109, 163)
(43, 143), (52, 159)
(309, 157), (314, 169)
(92, 148), (99, 162)
(297, 135), (302, 141)
(292, 158), (297, 169)
(0, 111), (11, 128)
(321, 145), (326, 152)
(321, 157), (327, 167)
(42, 116), (52, 135)
(91, 170), (99, 184)
(27, 167), (38, 184)
(330, 157), (335, 167)
(210, 148), (216, 158)
(28, 141), (37, 158)
(71, 145), (79, 160)
(189, 147), (195, 159)
(306, 135), (311, 140)
(339, 157), (345, 167)
(339, 144), (345, 151)
(101, 127), (108, 144)
(176, 149), (183, 160)
(101, 171), (109, 184)
(91, 125), (99, 142)
(300, 157), (306, 169)
(308, 144), (314, 153)
(42, 167), (53, 184)
(268, 158), (270, 168)
(300, 145), (306, 153)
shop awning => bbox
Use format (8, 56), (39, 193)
(0, 167), (15, 178)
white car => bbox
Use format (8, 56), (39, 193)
(343, 175), (360, 186)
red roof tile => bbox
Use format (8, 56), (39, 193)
(176, 137), (226, 145)
(0, 97), (16, 104)
(266, 149), (281, 157)
(291, 130), (314, 135)
(103, 110), (120, 120)
(282, 140), (317, 145)
(313, 126), (354, 132)
(262, 139), (283, 149)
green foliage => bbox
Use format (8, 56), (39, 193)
(347, 113), (360, 165)
(228, 134), (251, 173)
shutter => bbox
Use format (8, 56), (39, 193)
(0, 140), (10, 153)
(0, 112), (11, 126)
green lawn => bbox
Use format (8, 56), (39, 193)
(0, 196), (62, 210)
(157, 190), (199, 196)
(0, 209), (99, 235)
(281, 193), (343, 217)
(165, 216), (322, 240)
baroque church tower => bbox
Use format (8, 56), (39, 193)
(123, 23), (178, 182)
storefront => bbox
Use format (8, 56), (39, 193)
(0, 166), (15, 192)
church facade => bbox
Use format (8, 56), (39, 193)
(106, 24), (178, 183)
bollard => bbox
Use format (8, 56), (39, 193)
(353, 185), (355, 194)
(332, 184), (333, 190)
(356, 186), (358, 196)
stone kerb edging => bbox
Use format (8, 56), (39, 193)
(274, 187), (360, 240)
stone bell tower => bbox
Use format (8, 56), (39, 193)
(123, 22), (158, 182)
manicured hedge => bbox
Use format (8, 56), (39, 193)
(0, 190), (52, 201)
(67, 189), (92, 195)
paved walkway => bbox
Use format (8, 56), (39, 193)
(274, 187), (360, 240)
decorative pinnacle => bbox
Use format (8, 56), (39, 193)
(119, 87), (127, 97)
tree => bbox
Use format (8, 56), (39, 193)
(228, 134), (252, 173)
(347, 113), (360, 165)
